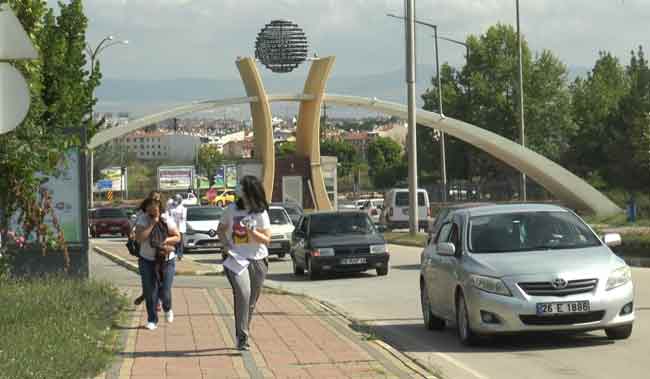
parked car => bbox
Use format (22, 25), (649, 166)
(271, 202), (303, 225)
(361, 198), (384, 223)
(180, 192), (199, 206)
(290, 211), (390, 280)
(381, 188), (430, 230)
(184, 206), (224, 253)
(211, 189), (236, 207)
(267, 206), (295, 258)
(420, 203), (634, 345)
(89, 208), (131, 238)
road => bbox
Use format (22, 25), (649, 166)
(96, 237), (650, 379)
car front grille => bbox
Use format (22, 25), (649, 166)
(519, 311), (605, 326)
(518, 279), (598, 297)
(271, 235), (284, 240)
(334, 246), (370, 256)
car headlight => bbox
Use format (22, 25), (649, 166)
(186, 225), (196, 235)
(312, 248), (335, 257)
(470, 274), (512, 296)
(607, 266), (631, 290)
(370, 244), (387, 254)
(284, 232), (293, 240)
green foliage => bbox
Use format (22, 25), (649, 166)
(276, 141), (297, 158)
(420, 23), (574, 184)
(320, 139), (359, 177)
(367, 137), (407, 188)
(0, 276), (128, 378)
(0, 0), (99, 261)
(197, 144), (224, 180)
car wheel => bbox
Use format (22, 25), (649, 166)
(421, 282), (445, 330)
(376, 265), (389, 276)
(292, 257), (304, 275)
(456, 292), (479, 345)
(216, 201), (223, 207)
(307, 257), (319, 280)
(605, 324), (633, 340)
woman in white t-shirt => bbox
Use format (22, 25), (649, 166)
(218, 175), (272, 351)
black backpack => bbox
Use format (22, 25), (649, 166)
(126, 236), (140, 257)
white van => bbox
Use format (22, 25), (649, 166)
(381, 189), (430, 231)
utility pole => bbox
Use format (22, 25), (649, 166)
(516, 0), (527, 201)
(433, 26), (448, 203)
(405, 0), (419, 235)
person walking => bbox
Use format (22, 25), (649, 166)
(132, 190), (161, 306)
(135, 197), (180, 330)
(217, 175), (272, 350)
(169, 194), (187, 261)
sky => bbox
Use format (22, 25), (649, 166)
(63, 0), (650, 82)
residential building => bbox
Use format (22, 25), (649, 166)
(113, 131), (201, 162)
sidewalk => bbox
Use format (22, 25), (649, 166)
(101, 287), (425, 379)
(94, 241), (222, 276)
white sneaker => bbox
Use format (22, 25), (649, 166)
(165, 310), (174, 323)
(146, 322), (157, 330)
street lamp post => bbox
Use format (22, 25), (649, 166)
(515, 0), (527, 201)
(85, 36), (128, 209)
(404, 0), (419, 235)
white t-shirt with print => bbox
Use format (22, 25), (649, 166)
(221, 204), (271, 260)
(136, 213), (177, 261)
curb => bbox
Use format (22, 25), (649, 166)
(93, 246), (224, 276)
(264, 283), (439, 379)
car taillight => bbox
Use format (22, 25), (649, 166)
(389, 207), (393, 217)
(427, 208), (431, 217)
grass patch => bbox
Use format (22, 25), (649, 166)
(0, 275), (128, 379)
(384, 232), (428, 247)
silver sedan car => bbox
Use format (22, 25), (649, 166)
(420, 204), (634, 345)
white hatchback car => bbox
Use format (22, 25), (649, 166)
(183, 206), (223, 253)
(268, 206), (295, 258)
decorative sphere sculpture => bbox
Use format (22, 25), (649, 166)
(255, 20), (308, 73)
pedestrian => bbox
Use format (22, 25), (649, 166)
(169, 194), (187, 261)
(135, 197), (180, 330)
(132, 190), (161, 306)
(217, 175), (272, 351)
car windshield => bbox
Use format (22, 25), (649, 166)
(310, 213), (376, 235)
(469, 211), (601, 253)
(395, 192), (426, 207)
(187, 207), (223, 221)
(95, 209), (127, 218)
(269, 209), (291, 225)
(284, 207), (301, 216)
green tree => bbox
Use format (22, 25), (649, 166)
(320, 139), (359, 177)
(421, 24), (574, 187)
(367, 137), (404, 188)
(197, 144), (224, 183)
(0, 0), (99, 257)
(276, 141), (296, 158)
(564, 52), (628, 181)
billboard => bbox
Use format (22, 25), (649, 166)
(158, 166), (194, 191)
(214, 166), (225, 188)
(225, 165), (237, 188)
(94, 166), (123, 192)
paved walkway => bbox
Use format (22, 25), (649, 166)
(99, 286), (423, 379)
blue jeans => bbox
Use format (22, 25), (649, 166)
(139, 257), (176, 324)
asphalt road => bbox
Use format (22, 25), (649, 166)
(97, 238), (650, 379)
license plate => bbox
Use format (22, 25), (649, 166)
(341, 258), (367, 265)
(110, 226), (121, 231)
(270, 243), (282, 249)
(536, 301), (590, 315)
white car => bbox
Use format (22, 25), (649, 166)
(268, 206), (295, 258)
(180, 192), (199, 206)
(184, 206), (223, 253)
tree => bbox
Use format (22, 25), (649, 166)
(0, 0), (99, 260)
(320, 139), (359, 177)
(197, 144), (224, 184)
(421, 24), (574, 187)
(564, 52), (629, 181)
(276, 141), (296, 158)
(367, 137), (405, 188)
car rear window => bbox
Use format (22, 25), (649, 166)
(395, 192), (426, 207)
(95, 209), (127, 218)
(187, 207), (223, 221)
(309, 213), (376, 235)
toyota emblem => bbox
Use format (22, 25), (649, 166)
(551, 278), (568, 289)
(208, 229), (217, 238)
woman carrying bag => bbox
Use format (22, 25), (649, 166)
(135, 197), (180, 330)
(218, 175), (272, 350)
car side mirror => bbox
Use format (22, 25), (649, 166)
(603, 233), (622, 248)
(437, 242), (456, 256)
